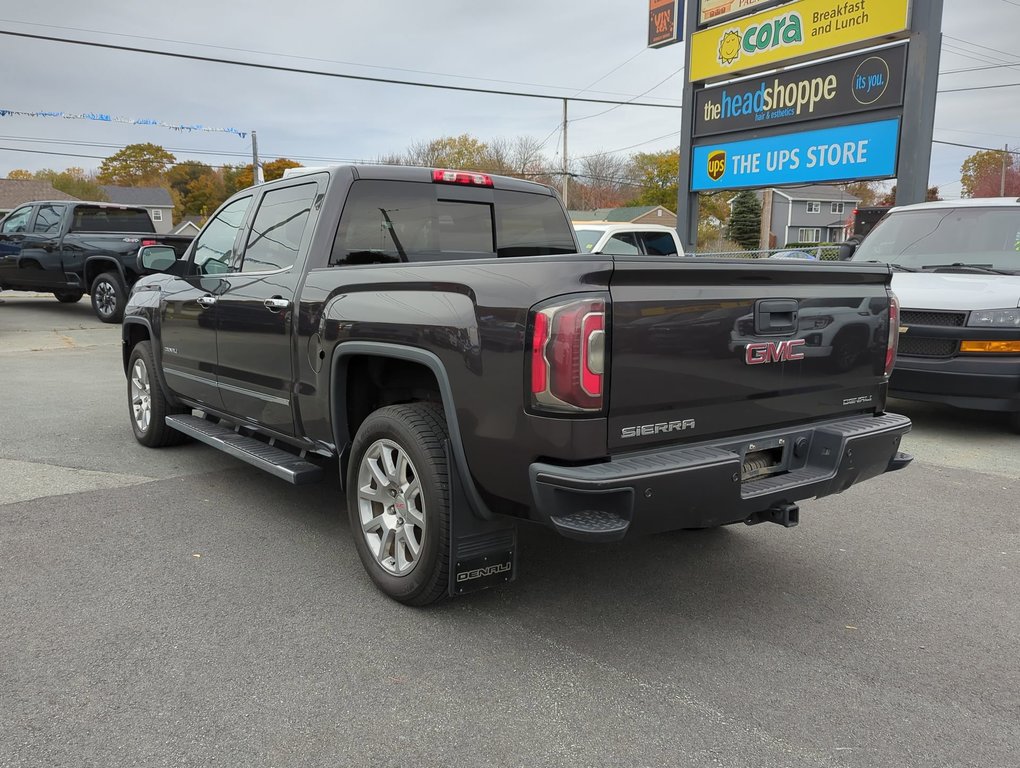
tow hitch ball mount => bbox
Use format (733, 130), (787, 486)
(745, 502), (800, 529)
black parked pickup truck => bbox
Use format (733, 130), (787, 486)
(0, 201), (193, 322)
(122, 166), (912, 605)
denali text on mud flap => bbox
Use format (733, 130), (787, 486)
(745, 339), (806, 365)
(456, 562), (512, 582)
(621, 420), (697, 439)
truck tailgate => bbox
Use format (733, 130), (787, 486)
(607, 258), (894, 453)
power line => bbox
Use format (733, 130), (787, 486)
(0, 28), (683, 110)
(932, 139), (1020, 155)
(0, 18), (680, 103)
(571, 66), (686, 124)
(573, 131), (679, 161)
(938, 81), (1020, 94)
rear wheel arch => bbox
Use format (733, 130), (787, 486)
(84, 256), (126, 289)
(329, 342), (492, 518)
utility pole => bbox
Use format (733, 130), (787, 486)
(251, 130), (263, 185)
(1001, 145), (1009, 197)
(561, 99), (569, 209)
(896, 0), (944, 206)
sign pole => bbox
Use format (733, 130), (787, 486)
(895, 0), (943, 206)
(676, 0), (700, 251)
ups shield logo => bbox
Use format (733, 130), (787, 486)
(707, 150), (727, 181)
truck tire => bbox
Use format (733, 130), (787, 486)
(54, 291), (84, 303)
(1010, 411), (1020, 435)
(90, 271), (126, 323)
(127, 341), (189, 448)
(346, 403), (450, 606)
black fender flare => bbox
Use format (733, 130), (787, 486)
(121, 316), (182, 407)
(84, 255), (128, 289)
(330, 341), (493, 520)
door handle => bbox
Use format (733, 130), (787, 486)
(264, 297), (290, 312)
(196, 294), (217, 309)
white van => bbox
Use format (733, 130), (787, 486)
(848, 198), (1020, 432)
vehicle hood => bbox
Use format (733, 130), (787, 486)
(891, 272), (1020, 311)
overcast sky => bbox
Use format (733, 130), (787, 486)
(1, 0), (1017, 199)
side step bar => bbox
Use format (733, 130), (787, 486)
(166, 415), (323, 485)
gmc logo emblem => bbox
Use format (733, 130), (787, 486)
(745, 339), (807, 365)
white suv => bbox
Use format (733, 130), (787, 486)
(573, 223), (684, 257)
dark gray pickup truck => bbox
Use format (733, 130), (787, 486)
(121, 166), (912, 605)
(0, 201), (192, 322)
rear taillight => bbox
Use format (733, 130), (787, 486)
(885, 292), (900, 376)
(432, 169), (493, 187)
(529, 296), (606, 413)
(141, 239), (157, 246)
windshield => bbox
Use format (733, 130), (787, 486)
(853, 207), (1020, 272)
(574, 229), (602, 253)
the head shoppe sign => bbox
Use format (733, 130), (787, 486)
(694, 43), (906, 137)
(690, 117), (901, 191)
(688, 0), (912, 82)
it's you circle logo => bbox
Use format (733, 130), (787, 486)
(852, 56), (891, 105)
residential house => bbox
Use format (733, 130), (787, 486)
(99, 185), (175, 234)
(170, 216), (203, 236)
(759, 186), (860, 246)
(568, 205), (677, 227)
(0, 179), (78, 218)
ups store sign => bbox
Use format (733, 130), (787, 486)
(694, 44), (906, 137)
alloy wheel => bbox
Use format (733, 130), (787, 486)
(357, 438), (426, 576)
(130, 358), (152, 433)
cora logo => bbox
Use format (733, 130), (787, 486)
(717, 13), (804, 67)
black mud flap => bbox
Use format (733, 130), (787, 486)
(447, 442), (518, 596)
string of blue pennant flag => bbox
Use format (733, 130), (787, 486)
(0, 108), (247, 138)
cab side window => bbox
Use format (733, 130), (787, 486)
(240, 183), (317, 273)
(33, 204), (66, 235)
(191, 196), (252, 275)
(2, 206), (33, 234)
(639, 231), (678, 256)
(601, 233), (640, 255)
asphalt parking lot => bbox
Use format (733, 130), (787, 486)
(2, 292), (1018, 768)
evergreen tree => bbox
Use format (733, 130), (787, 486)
(726, 190), (762, 250)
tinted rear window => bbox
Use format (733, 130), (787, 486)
(330, 180), (577, 265)
(71, 206), (155, 233)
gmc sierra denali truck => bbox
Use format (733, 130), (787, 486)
(121, 165), (912, 605)
(0, 201), (192, 322)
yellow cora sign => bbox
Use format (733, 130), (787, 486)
(689, 0), (911, 82)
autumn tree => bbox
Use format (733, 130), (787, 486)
(262, 158), (302, 181)
(879, 185), (943, 206)
(844, 181), (882, 207)
(31, 167), (107, 200)
(959, 148), (1020, 198)
(726, 190), (762, 250)
(628, 149), (680, 208)
(7, 169), (33, 180)
(569, 152), (631, 210)
(97, 143), (176, 186)
(403, 134), (493, 170)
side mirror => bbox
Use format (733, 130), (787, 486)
(838, 240), (858, 261)
(137, 245), (178, 273)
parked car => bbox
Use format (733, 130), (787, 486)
(768, 250), (819, 260)
(122, 165), (911, 606)
(573, 223), (684, 256)
(0, 201), (193, 322)
(847, 197), (1020, 431)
